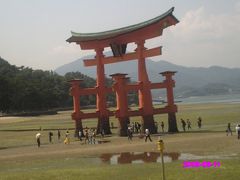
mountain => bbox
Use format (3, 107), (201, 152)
(55, 54), (240, 98)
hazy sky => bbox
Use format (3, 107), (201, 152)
(0, 0), (240, 70)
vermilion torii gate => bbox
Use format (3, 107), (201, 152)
(67, 7), (179, 136)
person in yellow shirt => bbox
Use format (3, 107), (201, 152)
(64, 130), (70, 144)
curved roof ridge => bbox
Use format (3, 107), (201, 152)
(67, 7), (178, 42)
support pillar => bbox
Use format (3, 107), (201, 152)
(95, 48), (111, 134)
(136, 40), (156, 134)
(160, 71), (178, 133)
(111, 73), (130, 136)
(69, 79), (84, 137)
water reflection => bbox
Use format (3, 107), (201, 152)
(100, 152), (180, 164)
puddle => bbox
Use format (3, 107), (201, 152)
(99, 152), (236, 165)
(100, 152), (179, 164)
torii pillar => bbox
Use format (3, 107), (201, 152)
(111, 73), (130, 136)
(95, 48), (111, 134)
(161, 71), (178, 132)
(136, 40), (156, 134)
(69, 79), (84, 137)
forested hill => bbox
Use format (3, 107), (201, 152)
(0, 57), (107, 113)
(55, 55), (240, 97)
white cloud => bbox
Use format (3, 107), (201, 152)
(160, 5), (240, 68)
(52, 44), (81, 55)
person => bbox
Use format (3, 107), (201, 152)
(64, 130), (70, 144)
(49, 131), (53, 143)
(92, 129), (96, 144)
(135, 122), (139, 133)
(181, 119), (186, 132)
(84, 128), (89, 144)
(89, 128), (93, 144)
(78, 130), (82, 141)
(236, 124), (240, 139)
(127, 126), (133, 141)
(187, 119), (191, 130)
(154, 121), (158, 133)
(101, 129), (105, 138)
(198, 117), (202, 129)
(132, 122), (135, 133)
(36, 132), (41, 147)
(226, 123), (232, 136)
(111, 122), (114, 129)
(57, 129), (61, 141)
(161, 121), (164, 132)
(145, 129), (152, 142)
(137, 122), (142, 134)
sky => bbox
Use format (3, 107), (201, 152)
(0, 0), (240, 70)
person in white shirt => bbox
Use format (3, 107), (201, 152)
(36, 132), (41, 147)
(236, 124), (240, 139)
(145, 129), (152, 142)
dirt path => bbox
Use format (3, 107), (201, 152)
(1, 132), (239, 162)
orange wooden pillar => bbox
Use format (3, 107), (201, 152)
(95, 48), (111, 134)
(69, 79), (84, 137)
(160, 71), (178, 132)
(111, 73), (130, 136)
(136, 40), (156, 134)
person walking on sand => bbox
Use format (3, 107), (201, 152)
(64, 130), (70, 144)
(57, 129), (61, 141)
(92, 129), (96, 144)
(84, 128), (89, 144)
(101, 129), (105, 138)
(127, 126), (133, 141)
(145, 129), (152, 142)
(36, 132), (41, 148)
(198, 117), (202, 129)
(181, 119), (186, 132)
(78, 130), (82, 141)
(89, 128), (93, 144)
(49, 131), (53, 143)
(187, 119), (191, 130)
(236, 124), (240, 139)
(161, 121), (164, 133)
(226, 123), (232, 136)
(154, 121), (158, 133)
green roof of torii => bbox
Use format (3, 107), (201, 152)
(67, 7), (179, 43)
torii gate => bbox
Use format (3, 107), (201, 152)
(67, 7), (179, 136)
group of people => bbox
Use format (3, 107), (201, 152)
(154, 121), (165, 133)
(126, 123), (152, 142)
(128, 121), (165, 135)
(35, 129), (69, 147)
(226, 123), (240, 139)
(78, 127), (97, 144)
(180, 117), (202, 132)
(35, 127), (100, 147)
(129, 122), (142, 133)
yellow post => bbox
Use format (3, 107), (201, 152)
(157, 139), (166, 180)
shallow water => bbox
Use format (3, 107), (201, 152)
(99, 152), (236, 164)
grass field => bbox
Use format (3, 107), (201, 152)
(0, 102), (240, 180)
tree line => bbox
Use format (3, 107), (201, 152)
(0, 57), (137, 114)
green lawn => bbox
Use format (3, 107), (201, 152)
(1, 159), (239, 180)
(0, 102), (240, 180)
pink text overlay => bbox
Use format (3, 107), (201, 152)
(183, 161), (221, 168)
